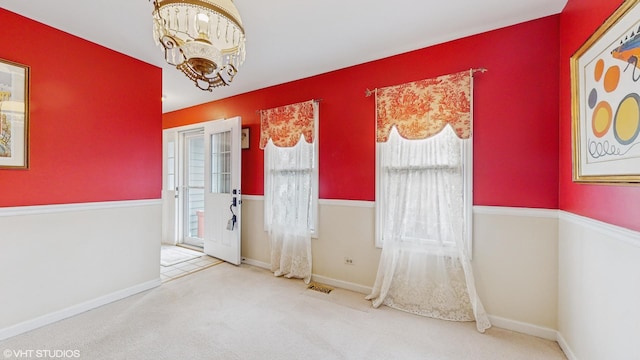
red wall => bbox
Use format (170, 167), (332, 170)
(164, 16), (560, 208)
(559, 0), (640, 232)
(0, 9), (162, 207)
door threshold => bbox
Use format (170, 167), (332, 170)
(177, 243), (204, 253)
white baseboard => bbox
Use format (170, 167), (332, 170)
(556, 332), (577, 360)
(488, 316), (576, 358)
(309, 274), (372, 295)
(241, 257), (270, 270)
(242, 257), (372, 294)
(0, 278), (161, 341)
(487, 315), (557, 340)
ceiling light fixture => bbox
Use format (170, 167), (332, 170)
(150, 0), (246, 91)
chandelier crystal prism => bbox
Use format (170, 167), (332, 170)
(150, 0), (246, 91)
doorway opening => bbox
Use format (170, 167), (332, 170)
(162, 117), (243, 267)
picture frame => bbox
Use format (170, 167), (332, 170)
(571, 0), (640, 183)
(241, 127), (250, 149)
(0, 58), (29, 169)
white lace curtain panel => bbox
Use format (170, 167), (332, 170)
(262, 100), (317, 284)
(366, 70), (491, 333)
(264, 138), (314, 283)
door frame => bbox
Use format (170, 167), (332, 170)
(162, 119), (242, 265)
(162, 122), (207, 247)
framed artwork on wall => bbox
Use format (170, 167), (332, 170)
(241, 127), (249, 149)
(571, 0), (640, 183)
(0, 58), (29, 170)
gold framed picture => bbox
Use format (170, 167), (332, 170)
(0, 58), (29, 170)
(571, 0), (640, 183)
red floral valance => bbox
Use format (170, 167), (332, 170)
(260, 100), (315, 149)
(376, 70), (472, 143)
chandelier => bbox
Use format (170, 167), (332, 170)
(150, 0), (246, 91)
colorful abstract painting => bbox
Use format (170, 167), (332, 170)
(572, 0), (640, 182)
(571, 0), (640, 183)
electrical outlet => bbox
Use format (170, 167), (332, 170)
(344, 257), (354, 265)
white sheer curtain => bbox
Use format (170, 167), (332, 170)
(366, 125), (491, 333)
(264, 136), (313, 284)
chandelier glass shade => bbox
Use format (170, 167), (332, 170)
(151, 0), (246, 91)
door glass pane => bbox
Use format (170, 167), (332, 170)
(167, 140), (175, 190)
(210, 131), (232, 194)
(186, 135), (205, 243)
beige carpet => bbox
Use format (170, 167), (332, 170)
(0, 264), (567, 359)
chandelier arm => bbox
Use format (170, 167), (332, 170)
(217, 64), (237, 85)
(158, 35), (185, 66)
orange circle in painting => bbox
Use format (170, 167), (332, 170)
(594, 59), (605, 81)
(603, 66), (620, 93)
(592, 101), (612, 138)
(614, 94), (640, 145)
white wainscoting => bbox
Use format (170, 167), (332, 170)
(241, 198), (562, 340)
(472, 206), (559, 331)
(0, 200), (162, 340)
(15, 195), (633, 357)
(558, 211), (640, 360)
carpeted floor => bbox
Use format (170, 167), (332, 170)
(0, 264), (567, 359)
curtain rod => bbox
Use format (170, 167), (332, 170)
(255, 99), (322, 115)
(364, 68), (488, 97)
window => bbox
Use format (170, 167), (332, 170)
(375, 125), (473, 256)
(262, 100), (319, 283)
(264, 138), (318, 235)
(368, 70), (489, 332)
(165, 135), (176, 191)
(262, 100), (319, 237)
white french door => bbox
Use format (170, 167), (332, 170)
(161, 118), (242, 265)
(203, 117), (242, 265)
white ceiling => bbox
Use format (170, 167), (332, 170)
(1, 0), (567, 113)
